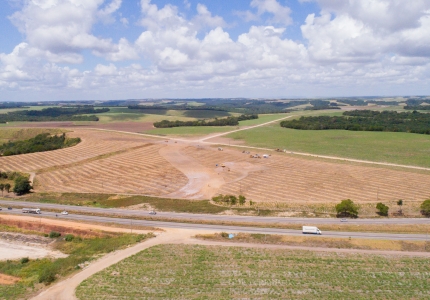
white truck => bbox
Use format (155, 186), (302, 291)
(22, 208), (41, 214)
(302, 226), (322, 235)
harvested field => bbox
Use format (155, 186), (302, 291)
(35, 143), (188, 195)
(76, 244), (430, 299)
(0, 130), (158, 172)
(181, 145), (430, 205)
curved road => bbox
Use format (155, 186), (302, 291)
(1, 208), (429, 241)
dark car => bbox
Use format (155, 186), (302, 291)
(7, 207), (12, 210)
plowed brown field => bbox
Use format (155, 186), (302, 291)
(181, 145), (430, 204)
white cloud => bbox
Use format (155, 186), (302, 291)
(1, 0), (430, 100)
(250, 0), (293, 25)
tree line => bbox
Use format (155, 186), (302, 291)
(0, 107), (109, 123)
(280, 110), (430, 135)
(0, 171), (32, 196)
(153, 114), (258, 128)
(0, 133), (81, 156)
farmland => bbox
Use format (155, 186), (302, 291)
(0, 127), (428, 215)
(226, 125), (430, 168)
(76, 244), (430, 299)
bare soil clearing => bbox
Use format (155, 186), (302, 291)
(0, 233), (67, 261)
(0, 274), (20, 285)
(0, 214), (157, 235)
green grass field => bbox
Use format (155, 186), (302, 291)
(76, 244), (430, 299)
(227, 126), (430, 168)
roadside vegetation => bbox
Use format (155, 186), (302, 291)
(0, 172), (31, 196)
(20, 193), (229, 214)
(0, 221), (153, 300)
(0, 133), (80, 156)
(196, 232), (430, 253)
(77, 244), (430, 299)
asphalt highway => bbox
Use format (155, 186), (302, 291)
(1, 200), (429, 226)
(1, 206), (430, 241)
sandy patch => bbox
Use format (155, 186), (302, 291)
(0, 214), (158, 234)
(159, 144), (225, 199)
(0, 274), (20, 285)
(0, 238), (67, 261)
(205, 136), (245, 145)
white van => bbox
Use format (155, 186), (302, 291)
(302, 226), (322, 235)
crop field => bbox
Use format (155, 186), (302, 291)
(0, 130), (159, 173)
(181, 146), (430, 207)
(226, 125), (430, 168)
(35, 143), (188, 195)
(76, 244), (430, 299)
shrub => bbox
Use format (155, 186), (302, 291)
(335, 199), (359, 218)
(376, 203), (389, 216)
(20, 257), (29, 264)
(64, 234), (75, 242)
(420, 199), (430, 217)
(39, 268), (56, 284)
(49, 231), (61, 238)
(238, 195), (246, 205)
(221, 232), (229, 238)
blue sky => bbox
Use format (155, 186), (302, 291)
(0, 0), (430, 101)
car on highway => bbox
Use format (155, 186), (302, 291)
(7, 207), (12, 210)
(340, 218), (348, 222)
(0, 207), (2, 211)
(149, 210), (157, 215)
(61, 211), (69, 215)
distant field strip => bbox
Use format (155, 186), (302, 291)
(36, 144), (188, 195)
(182, 146), (430, 203)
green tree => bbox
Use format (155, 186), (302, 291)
(0, 184), (4, 196)
(13, 176), (32, 195)
(420, 199), (430, 217)
(4, 183), (10, 194)
(229, 195), (237, 205)
(335, 199), (359, 218)
(239, 195), (246, 206)
(397, 199), (403, 215)
(376, 203), (389, 216)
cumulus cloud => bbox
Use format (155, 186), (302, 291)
(302, 0), (430, 63)
(8, 0), (135, 61)
(237, 0), (293, 25)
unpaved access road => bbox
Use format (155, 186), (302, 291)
(31, 227), (430, 300)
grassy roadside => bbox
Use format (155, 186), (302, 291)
(0, 222), (154, 300)
(196, 232), (430, 253)
(19, 193), (230, 214)
(76, 244), (430, 299)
